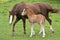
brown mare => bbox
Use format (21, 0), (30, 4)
(21, 7), (45, 37)
(9, 2), (60, 35)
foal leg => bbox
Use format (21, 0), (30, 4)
(22, 19), (26, 35)
(46, 17), (54, 33)
(42, 26), (45, 37)
(39, 26), (43, 34)
(40, 20), (45, 37)
(12, 18), (20, 36)
(30, 23), (35, 37)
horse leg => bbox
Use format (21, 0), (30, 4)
(46, 17), (54, 33)
(12, 18), (20, 36)
(22, 19), (26, 35)
(30, 23), (35, 37)
(40, 20), (45, 37)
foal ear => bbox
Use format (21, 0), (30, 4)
(25, 6), (29, 9)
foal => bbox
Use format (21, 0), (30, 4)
(21, 7), (46, 37)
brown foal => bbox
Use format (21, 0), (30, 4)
(21, 7), (46, 37)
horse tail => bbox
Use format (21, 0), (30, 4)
(50, 8), (60, 13)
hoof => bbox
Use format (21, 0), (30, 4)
(52, 31), (54, 33)
(23, 33), (26, 36)
(22, 32), (26, 37)
(24, 32), (26, 35)
(30, 34), (33, 37)
(50, 30), (54, 33)
(33, 32), (35, 35)
(39, 32), (42, 34)
(42, 35), (45, 38)
(50, 29), (54, 33)
(30, 35), (32, 37)
(12, 32), (15, 36)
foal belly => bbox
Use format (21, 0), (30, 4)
(29, 15), (44, 23)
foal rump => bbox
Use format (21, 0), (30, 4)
(23, 6), (46, 37)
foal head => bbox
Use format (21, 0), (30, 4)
(21, 6), (35, 16)
(9, 11), (14, 25)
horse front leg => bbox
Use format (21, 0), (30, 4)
(22, 19), (26, 35)
(12, 18), (20, 36)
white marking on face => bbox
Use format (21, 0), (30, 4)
(21, 9), (25, 16)
(9, 15), (13, 24)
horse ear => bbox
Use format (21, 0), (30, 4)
(9, 11), (11, 13)
(9, 11), (11, 15)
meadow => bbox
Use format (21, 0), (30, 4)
(0, 0), (60, 40)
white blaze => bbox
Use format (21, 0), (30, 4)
(21, 9), (25, 16)
(9, 15), (13, 24)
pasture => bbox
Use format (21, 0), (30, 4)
(0, 0), (60, 40)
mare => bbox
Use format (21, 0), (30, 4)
(9, 2), (60, 35)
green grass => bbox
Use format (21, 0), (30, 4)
(0, 0), (60, 40)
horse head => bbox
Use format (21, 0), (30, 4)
(9, 11), (14, 25)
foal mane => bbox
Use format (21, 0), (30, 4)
(25, 6), (35, 16)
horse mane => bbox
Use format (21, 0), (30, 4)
(10, 2), (26, 15)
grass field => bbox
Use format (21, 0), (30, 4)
(0, 0), (60, 40)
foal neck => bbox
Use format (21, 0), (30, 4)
(26, 8), (35, 18)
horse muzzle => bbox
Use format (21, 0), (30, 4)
(9, 15), (13, 25)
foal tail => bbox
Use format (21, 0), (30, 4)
(50, 8), (60, 13)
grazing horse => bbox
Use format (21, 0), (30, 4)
(9, 2), (27, 35)
(21, 6), (46, 37)
(9, 2), (60, 35)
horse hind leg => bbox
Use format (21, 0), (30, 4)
(50, 25), (54, 33)
(12, 18), (20, 36)
(46, 17), (54, 33)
